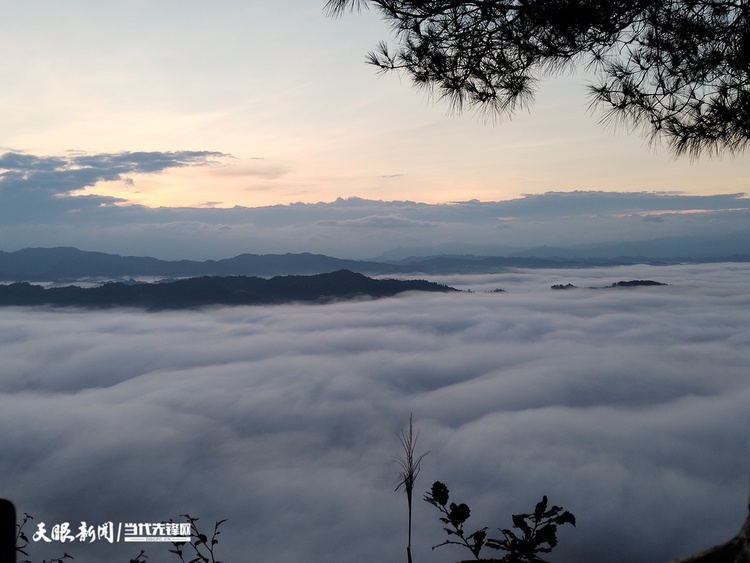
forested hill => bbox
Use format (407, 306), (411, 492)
(0, 270), (456, 310)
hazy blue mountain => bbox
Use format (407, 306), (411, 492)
(385, 255), (597, 273)
(518, 231), (750, 260)
(0, 247), (606, 281)
(0, 270), (456, 310)
(376, 231), (750, 263)
(0, 247), (399, 281)
(1, 240), (749, 284)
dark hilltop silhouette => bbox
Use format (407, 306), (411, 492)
(552, 280), (669, 290)
(610, 280), (668, 287)
(0, 270), (456, 310)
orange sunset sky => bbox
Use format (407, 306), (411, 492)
(1, 0), (748, 210)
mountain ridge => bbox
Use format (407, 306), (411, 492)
(0, 270), (456, 310)
(1, 246), (748, 282)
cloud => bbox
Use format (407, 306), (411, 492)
(0, 150), (227, 223)
(315, 214), (437, 228)
(643, 214), (666, 222)
(0, 174), (749, 259)
(1, 263), (749, 563)
(210, 159), (290, 180)
(506, 190), (750, 218)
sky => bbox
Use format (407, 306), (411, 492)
(2, 263), (750, 563)
(1, 0), (749, 244)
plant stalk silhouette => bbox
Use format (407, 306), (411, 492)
(395, 414), (429, 563)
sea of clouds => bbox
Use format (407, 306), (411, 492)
(1, 263), (749, 563)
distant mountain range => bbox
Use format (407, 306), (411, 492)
(0, 247), (388, 281)
(1, 246), (748, 283)
(374, 230), (750, 262)
(512, 231), (750, 261)
(0, 270), (456, 310)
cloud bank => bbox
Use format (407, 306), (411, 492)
(1, 151), (749, 261)
(1, 263), (749, 563)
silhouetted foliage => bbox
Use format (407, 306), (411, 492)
(15, 512), (74, 563)
(168, 515), (226, 563)
(425, 481), (575, 562)
(326, 0), (750, 157)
